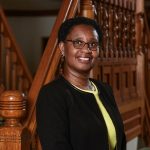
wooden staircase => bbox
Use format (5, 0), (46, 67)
(0, 6), (32, 94)
(0, 6), (33, 127)
(0, 0), (149, 149)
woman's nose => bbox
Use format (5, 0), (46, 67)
(82, 43), (92, 52)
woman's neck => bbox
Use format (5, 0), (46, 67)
(62, 68), (92, 90)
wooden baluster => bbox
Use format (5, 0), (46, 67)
(118, 0), (123, 58)
(78, 0), (95, 19)
(127, 0), (132, 58)
(130, 0), (136, 58)
(126, 0), (132, 57)
(92, 0), (103, 58)
(17, 65), (23, 92)
(96, 0), (103, 27)
(122, 0), (128, 57)
(5, 37), (11, 90)
(108, 0), (114, 58)
(23, 78), (29, 95)
(102, 1), (109, 58)
(97, 0), (105, 58)
(136, 0), (144, 54)
(0, 90), (30, 150)
(0, 22), (5, 85)
(135, 15), (144, 53)
(113, 0), (119, 58)
(12, 51), (17, 90)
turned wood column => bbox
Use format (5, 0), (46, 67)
(78, 0), (95, 19)
(0, 90), (30, 150)
(135, 0), (144, 53)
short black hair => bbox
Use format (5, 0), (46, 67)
(58, 17), (102, 44)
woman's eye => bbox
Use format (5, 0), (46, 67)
(90, 42), (97, 47)
(74, 40), (83, 45)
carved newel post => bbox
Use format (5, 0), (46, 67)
(0, 90), (30, 150)
(78, 0), (95, 19)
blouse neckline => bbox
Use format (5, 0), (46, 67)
(69, 81), (99, 95)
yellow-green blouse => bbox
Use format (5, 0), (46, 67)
(72, 81), (117, 150)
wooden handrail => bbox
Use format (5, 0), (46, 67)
(0, 6), (32, 93)
(25, 0), (79, 137)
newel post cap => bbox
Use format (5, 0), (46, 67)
(0, 90), (26, 127)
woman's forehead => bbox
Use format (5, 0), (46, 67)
(67, 24), (99, 38)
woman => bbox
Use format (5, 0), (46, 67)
(36, 17), (126, 150)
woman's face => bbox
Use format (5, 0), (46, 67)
(59, 24), (99, 75)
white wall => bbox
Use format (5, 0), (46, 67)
(8, 16), (56, 74)
(127, 137), (138, 150)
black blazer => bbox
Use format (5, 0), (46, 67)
(36, 76), (126, 150)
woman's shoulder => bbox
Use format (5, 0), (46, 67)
(36, 77), (71, 114)
(37, 76), (69, 100)
(41, 76), (67, 91)
(37, 76), (70, 103)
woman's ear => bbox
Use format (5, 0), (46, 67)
(59, 42), (65, 56)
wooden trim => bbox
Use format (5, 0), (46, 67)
(125, 125), (142, 141)
(4, 9), (59, 17)
(119, 98), (143, 114)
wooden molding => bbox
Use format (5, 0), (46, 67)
(4, 9), (59, 17)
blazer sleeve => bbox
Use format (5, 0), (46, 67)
(36, 86), (72, 150)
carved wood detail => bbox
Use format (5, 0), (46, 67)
(0, 90), (31, 150)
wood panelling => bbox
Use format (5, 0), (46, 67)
(94, 59), (138, 104)
(120, 100), (143, 141)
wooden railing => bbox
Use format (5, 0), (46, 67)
(0, 0), (149, 149)
(0, 7), (32, 94)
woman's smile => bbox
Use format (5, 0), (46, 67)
(78, 57), (90, 62)
(77, 55), (92, 63)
